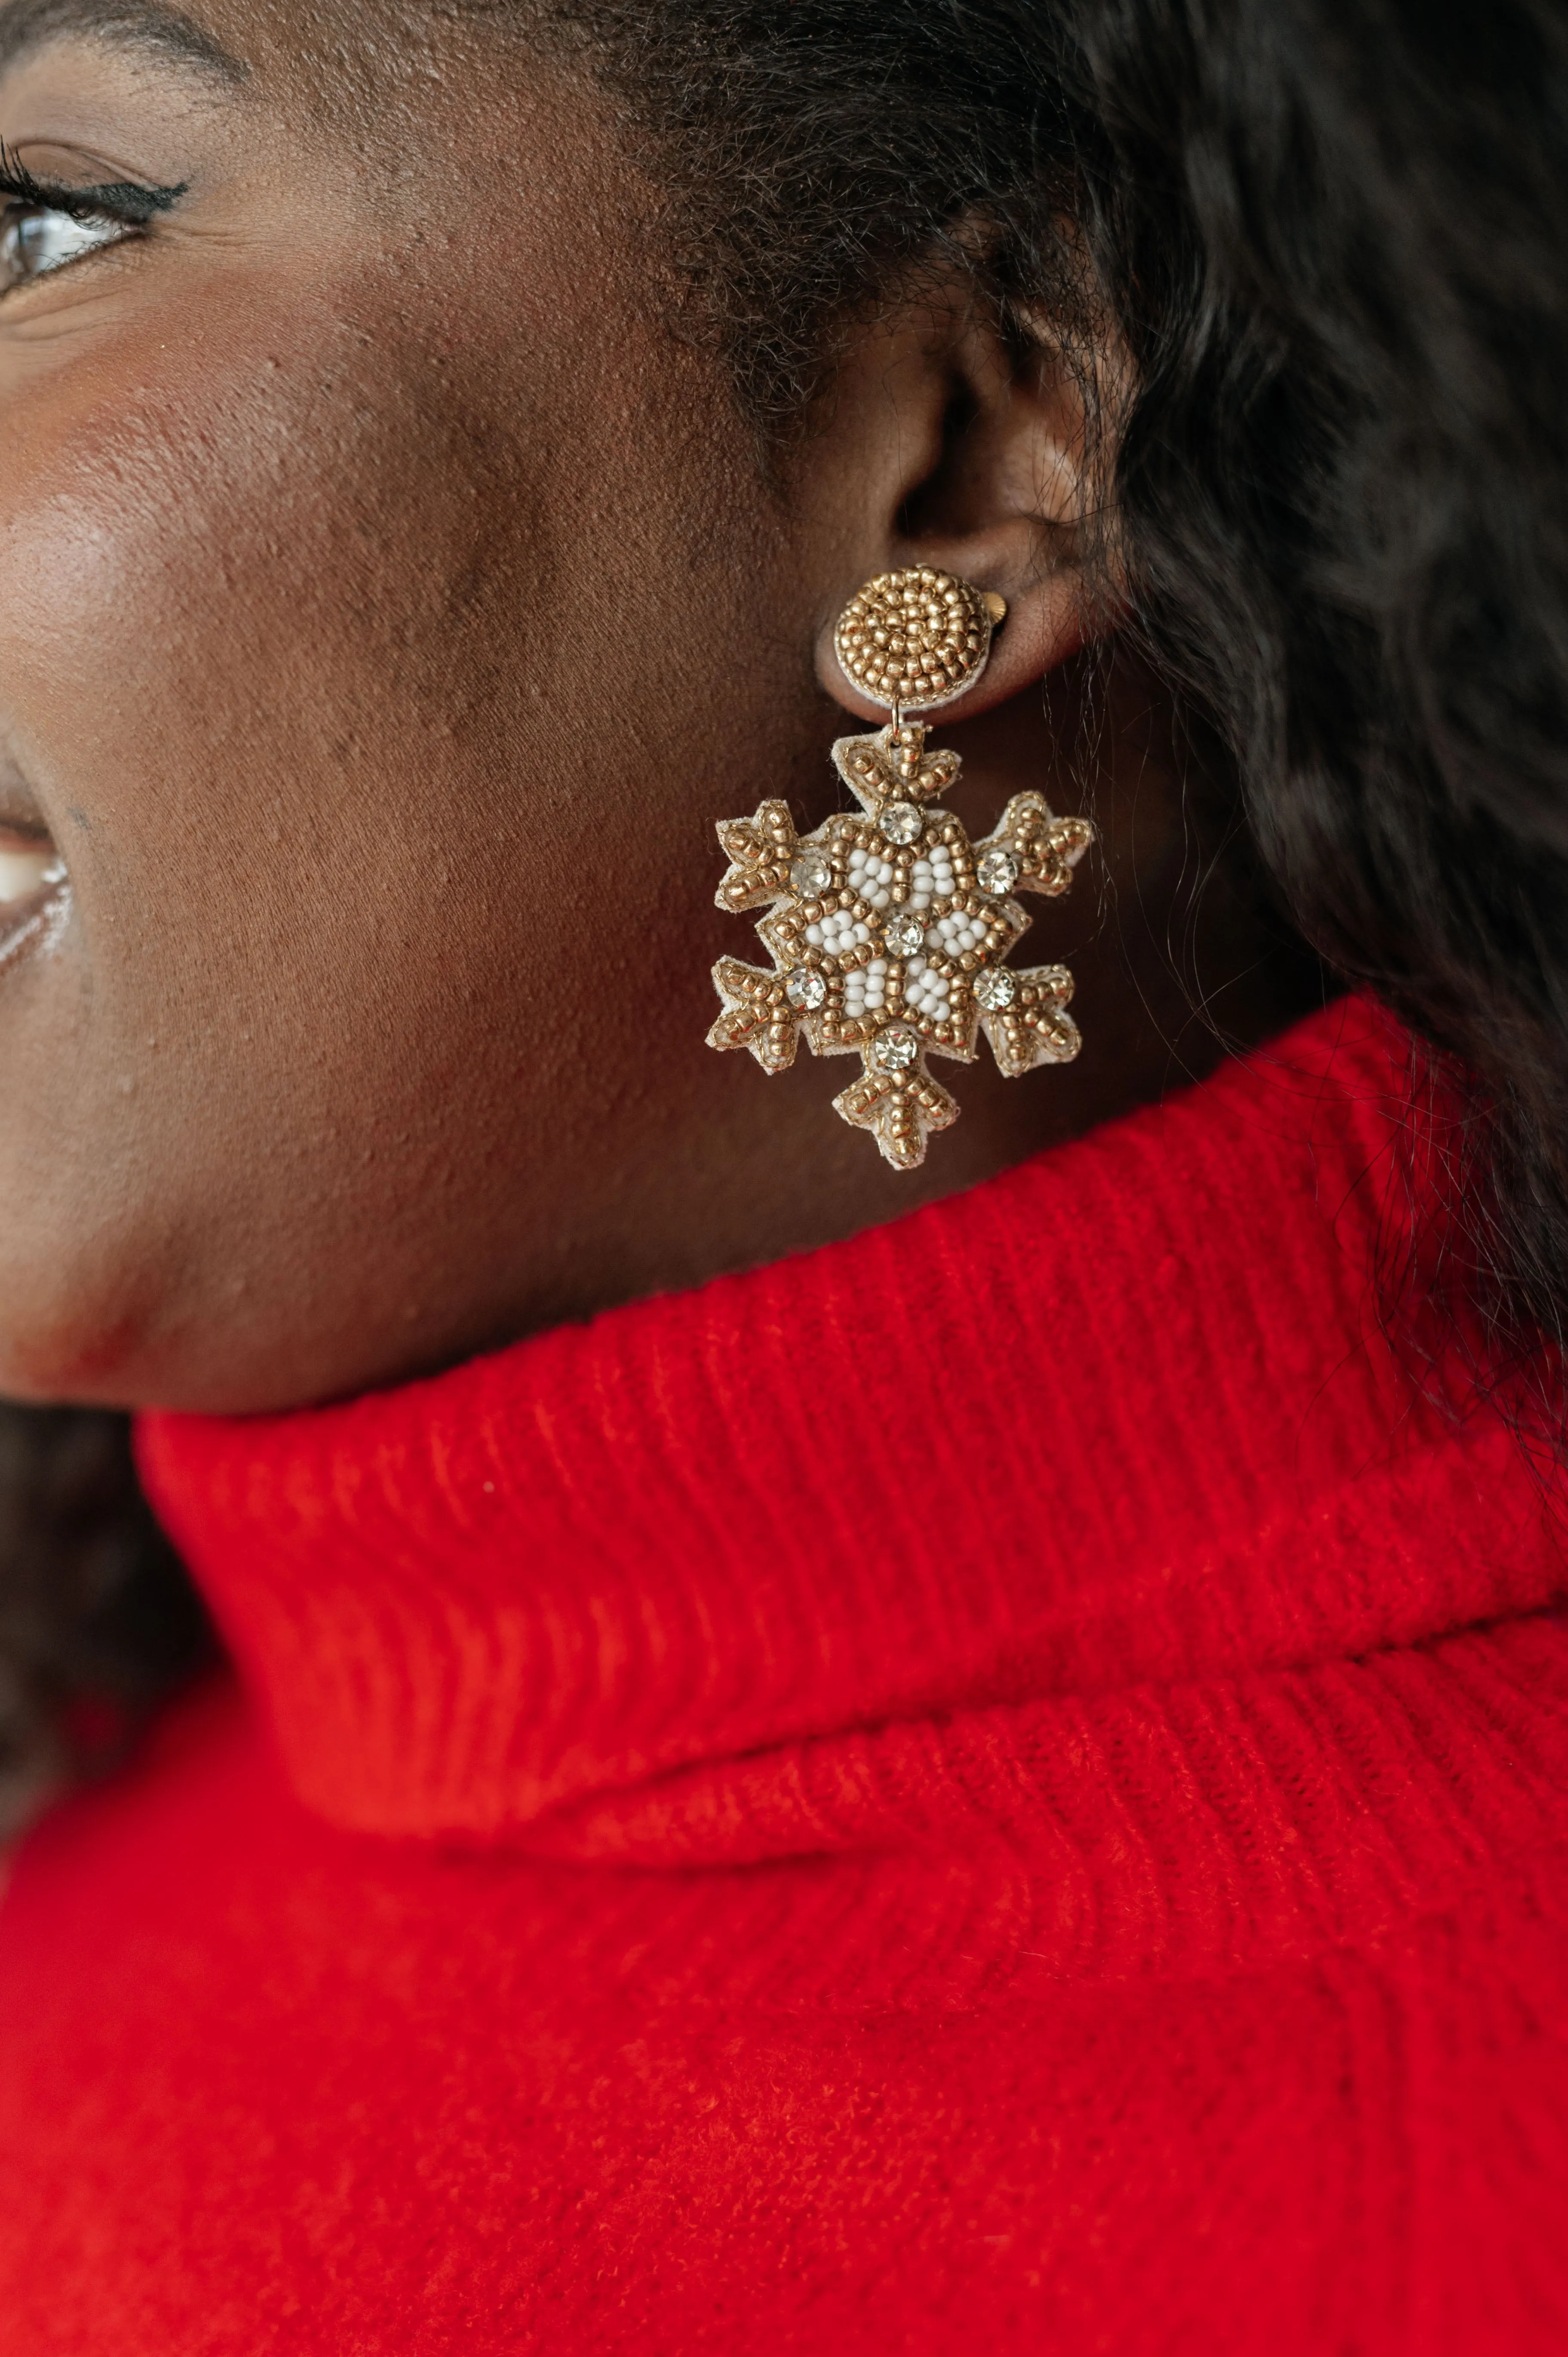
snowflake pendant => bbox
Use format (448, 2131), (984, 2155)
(708, 721), (1095, 1169)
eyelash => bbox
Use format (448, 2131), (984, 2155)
(0, 141), (183, 291)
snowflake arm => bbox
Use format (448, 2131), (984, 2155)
(707, 957), (804, 1073)
(832, 1051), (959, 1171)
(714, 800), (801, 913)
(976, 964), (1083, 1077)
(973, 793), (1095, 899)
(832, 729), (961, 817)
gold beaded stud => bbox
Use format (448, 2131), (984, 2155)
(833, 566), (1006, 715)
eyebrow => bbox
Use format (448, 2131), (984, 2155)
(0, 0), (245, 83)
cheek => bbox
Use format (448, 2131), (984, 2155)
(0, 282), (515, 813)
(0, 209), (805, 1406)
(0, 268), (563, 1367)
(27, 222), (651, 948)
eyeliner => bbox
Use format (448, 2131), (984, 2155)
(0, 141), (184, 223)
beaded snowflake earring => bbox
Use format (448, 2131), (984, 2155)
(707, 565), (1095, 1170)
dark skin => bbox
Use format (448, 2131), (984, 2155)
(0, 0), (1316, 1414)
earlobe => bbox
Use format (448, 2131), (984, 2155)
(940, 552), (1105, 716)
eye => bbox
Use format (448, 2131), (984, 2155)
(0, 202), (128, 292)
(0, 829), (64, 904)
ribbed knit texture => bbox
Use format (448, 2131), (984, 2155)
(1, 998), (1566, 2352)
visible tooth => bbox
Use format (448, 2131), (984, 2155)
(0, 847), (62, 903)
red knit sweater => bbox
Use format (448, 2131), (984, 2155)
(2, 1000), (1566, 2354)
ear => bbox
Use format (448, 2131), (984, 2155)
(806, 280), (1123, 725)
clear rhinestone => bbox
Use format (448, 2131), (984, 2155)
(973, 966), (1018, 1011)
(871, 1025), (918, 1072)
(790, 850), (833, 899)
(976, 848), (1020, 895)
(785, 966), (827, 1011)
(884, 912), (925, 957)
(880, 802), (924, 847)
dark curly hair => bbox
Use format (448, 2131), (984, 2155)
(4, 0), (1565, 1828)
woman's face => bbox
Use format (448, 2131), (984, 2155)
(0, 0), (1263, 1414)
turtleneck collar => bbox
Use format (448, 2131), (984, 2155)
(136, 1000), (1562, 1857)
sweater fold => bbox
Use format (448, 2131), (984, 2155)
(138, 997), (1562, 1869)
